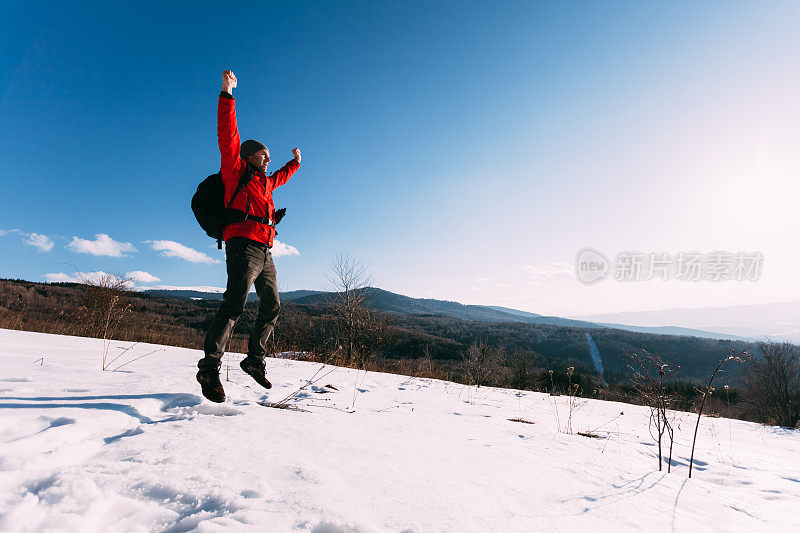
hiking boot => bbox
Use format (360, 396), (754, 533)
(240, 356), (272, 389)
(196, 369), (226, 403)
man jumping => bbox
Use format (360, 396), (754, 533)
(196, 70), (301, 402)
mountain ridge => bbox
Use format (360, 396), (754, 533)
(141, 286), (746, 341)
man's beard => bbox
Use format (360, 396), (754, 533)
(249, 161), (267, 173)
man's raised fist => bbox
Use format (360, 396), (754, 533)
(222, 70), (237, 92)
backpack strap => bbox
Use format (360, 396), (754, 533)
(217, 163), (257, 249)
(226, 210), (277, 228)
(227, 163), (257, 209)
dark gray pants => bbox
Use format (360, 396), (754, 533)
(198, 237), (280, 371)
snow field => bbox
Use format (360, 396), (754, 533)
(1, 328), (799, 532)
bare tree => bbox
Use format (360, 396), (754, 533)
(626, 349), (677, 472)
(745, 342), (800, 428)
(327, 251), (386, 367)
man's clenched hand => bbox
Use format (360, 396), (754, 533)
(222, 70), (237, 93)
(292, 148), (301, 163)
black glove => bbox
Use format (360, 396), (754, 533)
(274, 207), (286, 224)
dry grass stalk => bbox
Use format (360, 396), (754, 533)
(689, 349), (749, 478)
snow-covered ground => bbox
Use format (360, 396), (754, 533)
(1, 329), (799, 532)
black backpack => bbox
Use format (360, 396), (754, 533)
(191, 165), (285, 249)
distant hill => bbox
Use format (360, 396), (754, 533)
(594, 323), (744, 341)
(289, 288), (603, 327)
(142, 286), (743, 341)
(290, 288), (532, 321)
(0, 278), (757, 384)
(141, 288), (324, 303)
(485, 306), (542, 319)
(573, 301), (800, 343)
(141, 289), (226, 301)
(281, 290), (325, 301)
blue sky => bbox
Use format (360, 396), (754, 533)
(2, 1), (799, 315)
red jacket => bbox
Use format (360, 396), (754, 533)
(218, 93), (299, 247)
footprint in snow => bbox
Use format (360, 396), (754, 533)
(6, 416), (76, 443)
(47, 417), (75, 428)
(104, 426), (145, 444)
(159, 393), (202, 411)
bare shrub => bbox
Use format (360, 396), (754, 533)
(268, 363), (339, 411)
(744, 342), (800, 428)
(414, 344), (435, 379)
(564, 366), (581, 434)
(626, 349), (677, 472)
(76, 273), (133, 370)
(464, 340), (501, 388)
(507, 350), (538, 390)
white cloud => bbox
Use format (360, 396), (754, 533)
(44, 272), (82, 283)
(67, 233), (137, 257)
(44, 270), (133, 288)
(125, 271), (161, 283)
(25, 233), (54, 252)
(474, 277), (489, 283)
(524, 261), (575, 286)
(1, 229), (54, 252)
(48, 270), (165, 288)
(148, 240), (221, 264)
(271, 240), (300, 258)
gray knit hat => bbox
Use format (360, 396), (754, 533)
(241, 139), (267, 160)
